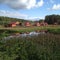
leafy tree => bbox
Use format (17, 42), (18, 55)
(45, 14), (60, 24)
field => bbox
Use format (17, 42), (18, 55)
(0, 25), (60, 38)
(0, 25), (60, 60)
(0, 25), (60, 33)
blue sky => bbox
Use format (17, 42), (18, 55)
(0, 0), (60, 20)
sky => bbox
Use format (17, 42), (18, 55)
(0, 0), (60, 20)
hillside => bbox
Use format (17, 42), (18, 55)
(0, 16), (31, 25)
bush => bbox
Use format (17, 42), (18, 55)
(48, 29), (60, 34)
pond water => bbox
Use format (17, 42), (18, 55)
(3, 31), (46, 40)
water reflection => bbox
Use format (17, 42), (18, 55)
(3, 31), (45, 40)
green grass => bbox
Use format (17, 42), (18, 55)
(0, 25), (60, 60)
(0, 25), (60, 32)
(0, 34), (60, 60)
(0, 25), (60, 38)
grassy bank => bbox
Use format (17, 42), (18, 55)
(0, 25), (60, 32)
(0, 25), (60, 38)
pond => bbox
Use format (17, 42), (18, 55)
(3, 31), (46, 40)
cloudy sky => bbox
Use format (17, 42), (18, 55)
(0, 0), (60, 20)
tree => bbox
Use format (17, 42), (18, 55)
(45, 14), (60, 24)
(39, 19), (44, 23)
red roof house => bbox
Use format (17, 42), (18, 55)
(8, 22), (16, 27)
(24, 22), (31, 27)
(34, 22), (40, 26)
(40, 22), (48, 26)
(15, 21), (20, 25)
(7, 21), (21, 27)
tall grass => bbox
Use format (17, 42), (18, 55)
(0, 34), (60, 60)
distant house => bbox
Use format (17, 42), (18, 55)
(8, 22), (16, 27)
(44, 22), (48, 26)
(25, 22), (31, 27)
(40, 22), (48, 26)
(7, 21), (21, 27)
(15, 21), (22, 26)
(34, 22), (40, 26)
(15, 21), (20, 25)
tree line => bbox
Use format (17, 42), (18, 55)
(0, 16), (29, 25)
(45, 14), (60, 24)
(0, 14), (60, 25)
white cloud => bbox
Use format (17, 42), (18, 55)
(0, 10), (28, 19)
(52, 4), (60, 10)
(0, 10), (43, 21)
(37, 0), (44, 7)
(0, 0), (44, 9)
(27, 16), (44, 21)
(48, 4), (60, 10)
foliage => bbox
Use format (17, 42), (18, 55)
(47, 28), (60, 34)
(0, 16), (31, 25)
(0, 26), (60, 38)
(39, 19), (44, 23)
(0, 34), (60, 60)
(45, 14), (60, 24)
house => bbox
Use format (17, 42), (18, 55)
(8, 22), (16, 27)
(7, 21), (22, 27)
(15, 21), (20, 25)
(40, 22), (48, 26)
(24, 22), (31, 27)
(34, 22), (40, 26)
(5, 21), (23, 27)
(15, 21), (22, 26)
(36, 22), (40, 26)
(44, 22), (48, 26)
